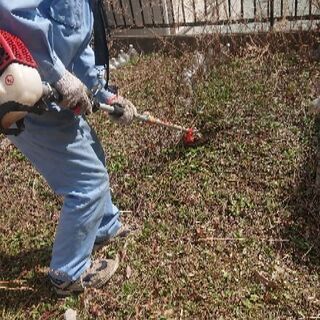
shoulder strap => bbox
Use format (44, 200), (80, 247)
(91, 0), (110, 89)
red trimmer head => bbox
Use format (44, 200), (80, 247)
(182, 128), (206, 147)
(183, 128), (196, 145)
(0, 29), (37, 76)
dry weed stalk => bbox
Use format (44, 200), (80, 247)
(0, 279), (34, 291)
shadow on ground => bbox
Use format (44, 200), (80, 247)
(282, 117), (320, 268)
(0, 246), (58, 310)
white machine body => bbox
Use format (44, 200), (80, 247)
(0, 62), (43, 106)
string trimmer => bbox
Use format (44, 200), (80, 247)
(0, 29), (205, 147)
(48, 84), (205, 147)
(96, 101), (205, 147)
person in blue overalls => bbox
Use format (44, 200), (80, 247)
(0, 0), (136, 296)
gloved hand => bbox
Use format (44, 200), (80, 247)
(107, 95), (137, 125)
(54, 70), (92, 114)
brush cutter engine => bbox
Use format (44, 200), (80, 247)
(0, 29), (44, 135)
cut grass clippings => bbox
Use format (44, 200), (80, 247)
(1, 40), (320, 319)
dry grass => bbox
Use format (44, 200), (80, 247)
(1, 34), (320, 319)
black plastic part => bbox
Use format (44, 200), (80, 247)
(0, 101), (47, 135)
(110, 103), (124, 117)
(107, 84), (118, 95)
(92, 101), (100, 113)
(51, 87), (63, 103)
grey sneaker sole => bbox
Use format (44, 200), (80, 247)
(52, 255), (120, 297)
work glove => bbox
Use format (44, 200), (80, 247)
(107, 95), (137, 125)
(54, 70), (92, 114)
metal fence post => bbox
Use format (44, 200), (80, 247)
(270, 0), (274, 30)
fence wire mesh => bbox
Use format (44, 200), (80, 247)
(104, 0), (320, 36)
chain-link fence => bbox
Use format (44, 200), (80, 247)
(105, 0), (320, 37)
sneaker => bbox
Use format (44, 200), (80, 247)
(93, 224), (131, 253)
(50, 256), (119, 297)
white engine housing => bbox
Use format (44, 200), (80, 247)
(0, 62), (43, 106)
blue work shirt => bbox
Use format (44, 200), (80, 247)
(0, 0), (113, 102)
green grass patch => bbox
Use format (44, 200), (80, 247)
(1, 44), (320, 319)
